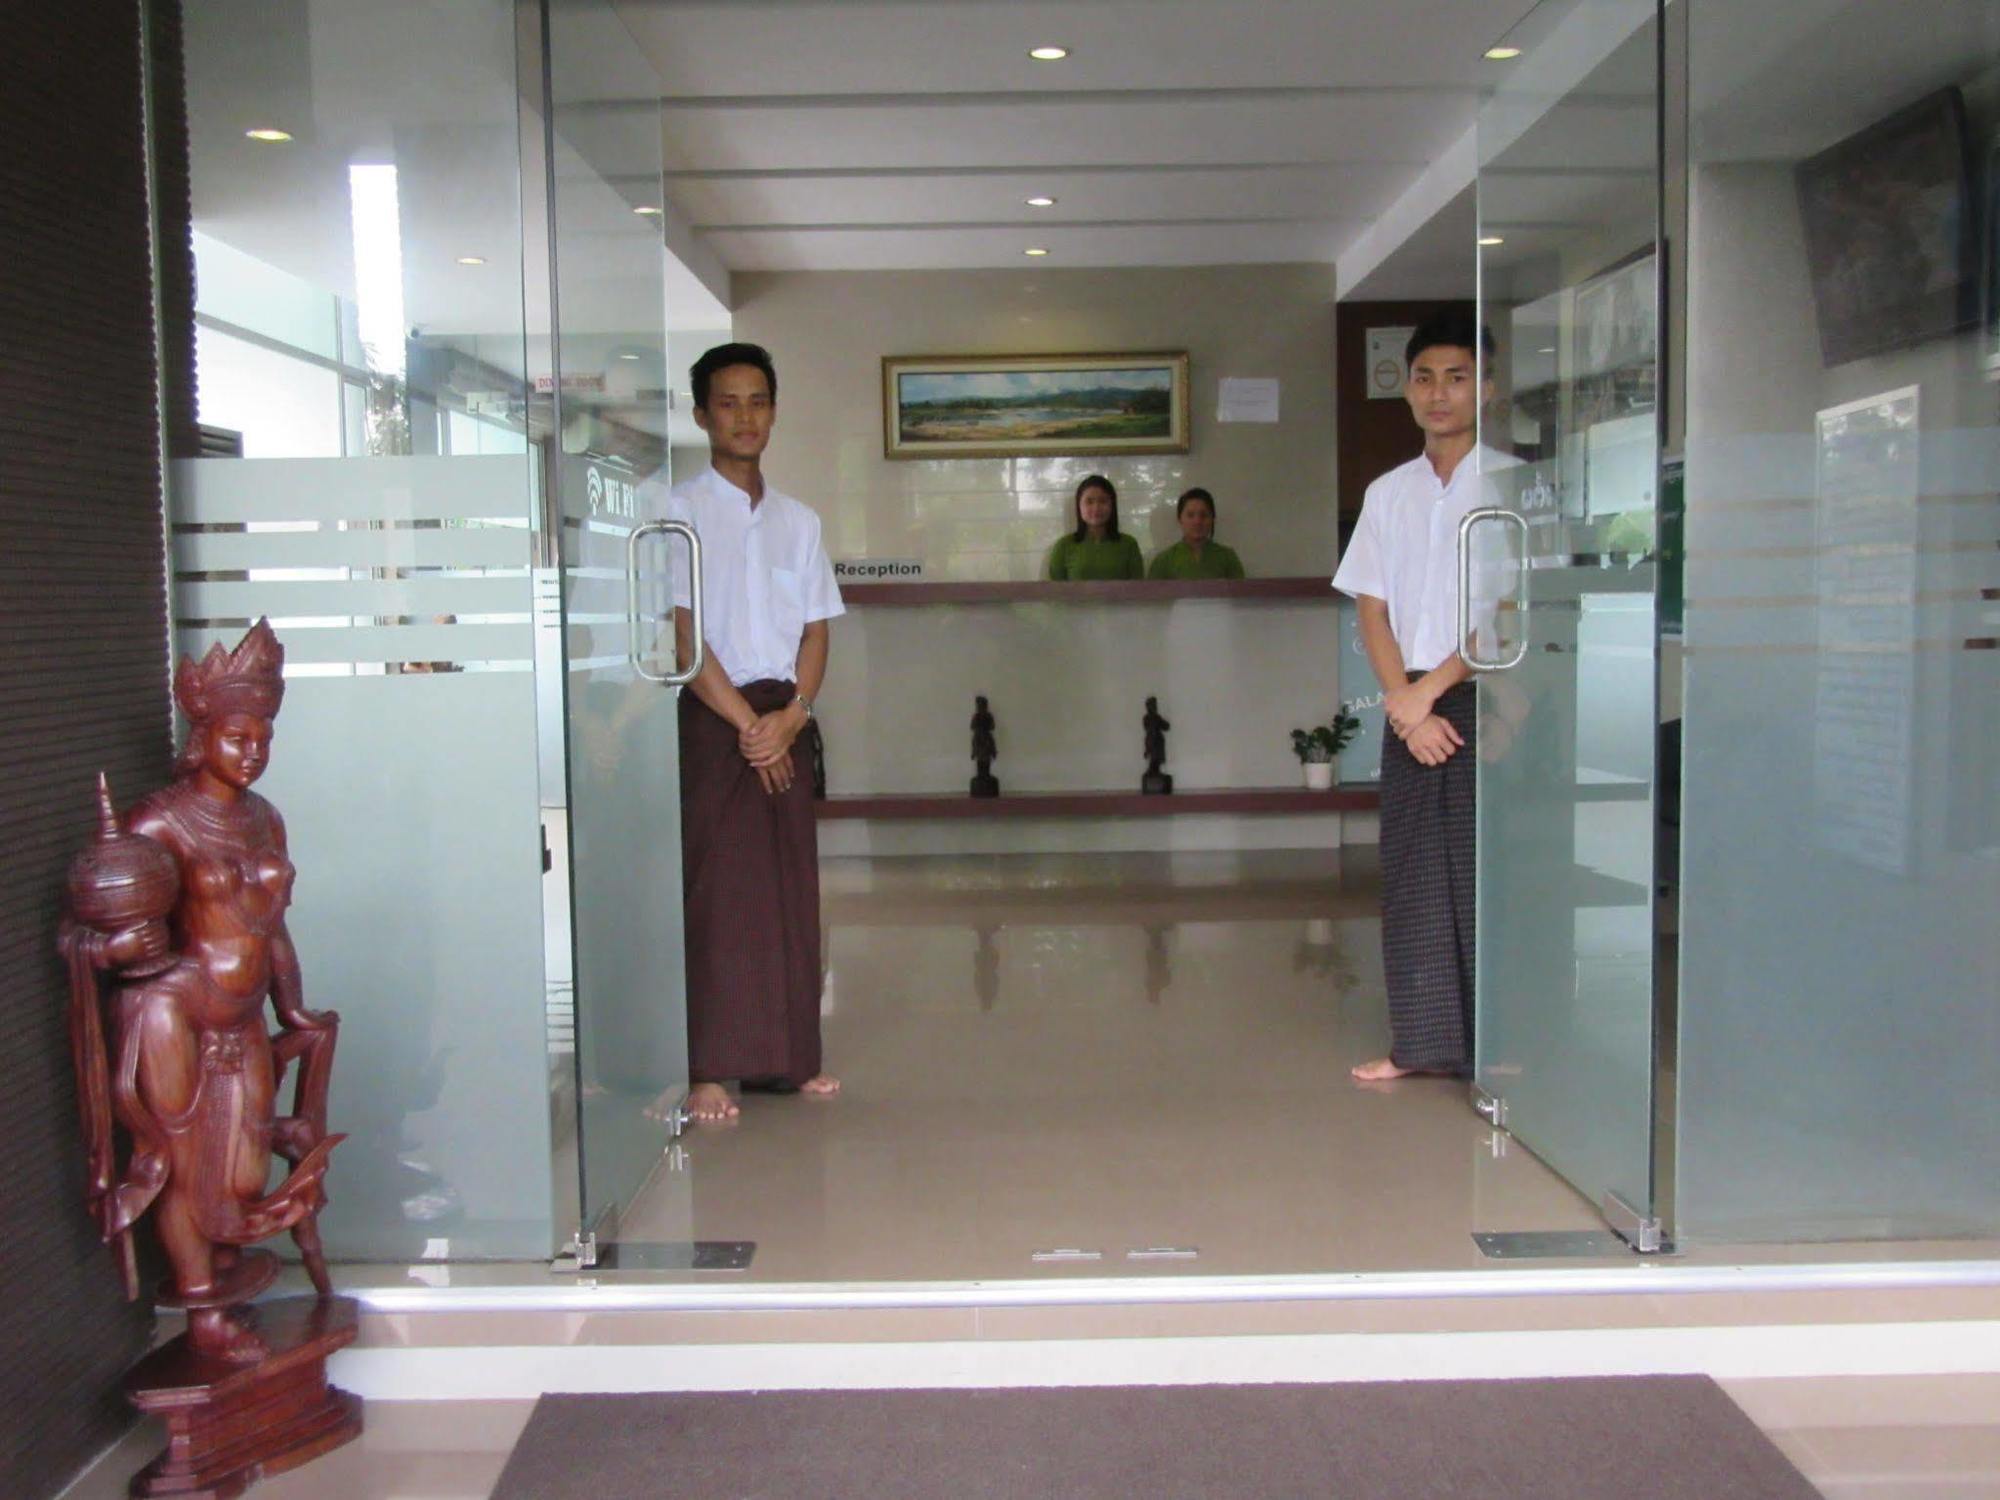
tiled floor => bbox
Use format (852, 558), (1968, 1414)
(619, 849), (1608, 1281)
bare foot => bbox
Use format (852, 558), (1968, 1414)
(1350, 1056), (1424, 1082)
(685, 1082), (739, 1123)
(799, 1073), (840, 1097)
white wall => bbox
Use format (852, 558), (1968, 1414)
(726, 263), (1363, 849)
(736, 263), (1340, 580)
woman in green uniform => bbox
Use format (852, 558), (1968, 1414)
(1148, 487), (1246, 580)
(1047, 474), (1145, 581)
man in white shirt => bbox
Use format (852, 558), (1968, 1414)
(659, 343), (844, 1123)
(1332, 310), (1506, 1083)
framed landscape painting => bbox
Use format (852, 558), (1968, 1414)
(882, 352), (1190, 460)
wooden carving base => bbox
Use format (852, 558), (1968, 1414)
(124, 1295), (363, 1499)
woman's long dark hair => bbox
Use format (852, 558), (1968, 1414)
(1071, 474), (1120, 542)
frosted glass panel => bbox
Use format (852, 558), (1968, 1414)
(170, 458), (551, 1259)
(547, 0), (691, 1239)
(1475, 0), (1662, 1228)
(1677, 0), (2000, 1239)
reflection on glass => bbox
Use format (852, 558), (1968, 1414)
(1474, 0), (1661, 1230)
(1675, 0), (2000, 1241)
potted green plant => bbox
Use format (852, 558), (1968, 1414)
(1290, 704), (1362, 791)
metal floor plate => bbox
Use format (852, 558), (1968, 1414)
(1474, 1230), (1638, 1260)
(595, 1240), (756, 1271)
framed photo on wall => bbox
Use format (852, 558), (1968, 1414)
(882, 352), (1190, 460)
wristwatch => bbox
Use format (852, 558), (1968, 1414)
(791, 694), (814, 721)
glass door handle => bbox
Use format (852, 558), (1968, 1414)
(626, 519), (705, 686)
(1458, 506), (1530, 671)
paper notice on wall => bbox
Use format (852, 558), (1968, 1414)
(1366, 327), (1415, 399)
(1217, 377), (1280, 423)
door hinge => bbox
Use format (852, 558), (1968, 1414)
(1602, 1191), (1672, 1255)
(1471, 1084), (1509, 1129)
(552, 1229), (598, 1272)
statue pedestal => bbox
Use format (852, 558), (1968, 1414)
(126, 1295), (362, 1499)
(970, 774), (1000, 798)
(1141, 772), (1174, 796)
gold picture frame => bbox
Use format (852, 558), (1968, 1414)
(882, 351), (1191, 460)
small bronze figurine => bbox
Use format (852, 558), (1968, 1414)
(59, 620), (361, 1496)
(970, 695), (999, 798)
(1142, 695), (1173, 795)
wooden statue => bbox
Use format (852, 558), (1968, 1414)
(970, 695), (999, 798)
(1142, 695), (1173, 795)
(60, 619), (361, 1496)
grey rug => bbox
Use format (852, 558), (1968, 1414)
(490, 1377), (1821, 1498)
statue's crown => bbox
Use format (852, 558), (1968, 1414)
(174, 619), (285, 723)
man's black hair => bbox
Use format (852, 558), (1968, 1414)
(691, 342), (777, 409)
(1405, 308), (1496, 369)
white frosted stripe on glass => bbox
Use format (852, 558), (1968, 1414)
(275, 660), (532, 677)
(175, 526), (532, 572)
(170, 454), (536, 524)
(1685, 430), (2000, 505)
(176, 613), (534, 630)
(176, 577), (531, 618)
(175, 623), (531, 663)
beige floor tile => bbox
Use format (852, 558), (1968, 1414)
(620, 851), (1603, 1284)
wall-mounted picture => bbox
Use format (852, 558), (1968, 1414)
(1794, 86), (1977, 368)
(883, 352), (1190, 460)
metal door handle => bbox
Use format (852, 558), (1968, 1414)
(626, 519), (704, 686)
(1458, 506), (1530, 671)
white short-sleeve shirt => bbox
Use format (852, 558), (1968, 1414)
(649, 465), (845, 688)
(1332, 446), (1517, 672)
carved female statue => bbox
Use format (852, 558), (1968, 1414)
(61, 620), (341, 1363)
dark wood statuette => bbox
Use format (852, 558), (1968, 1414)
(60, 620), (361, 1498)
(1141, 695), (1173, 795)
(970, 695), (999, 798)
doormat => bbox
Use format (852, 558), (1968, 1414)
(490, 1376), (1819, 1499)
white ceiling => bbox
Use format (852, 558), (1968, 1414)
(601, 0), (1545, 275)
(180, 0), (1999, 334)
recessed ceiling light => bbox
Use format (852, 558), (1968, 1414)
(1485, 46), (1523, 60)
(633, 205), (663, 216)
(1026, 195), (1057, 208)
(1478, 235), (1506, 246)
(455, 255), (486, 266)
(1024, 247), (1050, 257)
(617, 353), (641, 361)
(245, 128), (292, 143)
(1537, 346), (1556, 354)
(1028, 45), (1069, 61)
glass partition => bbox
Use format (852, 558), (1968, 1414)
(539, 0), (695, 1248)
(172, 0), (553, 1257)
(1474, 0), (1665, 1240)
(1675, 0), (2000, 1241)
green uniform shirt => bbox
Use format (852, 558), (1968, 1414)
(1147, 540), (1246, 580)
(1047, 532), (1146, 581)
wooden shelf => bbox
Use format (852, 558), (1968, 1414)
(816, 786), (1380, 820)
(837, 577), (1334, 606)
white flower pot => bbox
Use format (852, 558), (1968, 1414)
(1302, 761), (1335, 791)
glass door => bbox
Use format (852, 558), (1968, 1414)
(531, 0), (694, 1256)
(1472, 0), (1668, 1248)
